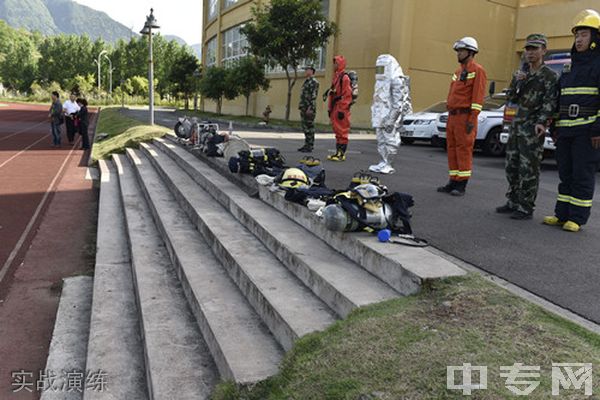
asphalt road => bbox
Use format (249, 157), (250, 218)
(124, 109), (600, 325)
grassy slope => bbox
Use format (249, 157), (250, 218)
(91, 107), (169, 162)
(214, 274), (600, 400)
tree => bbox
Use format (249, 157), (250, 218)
(242, 0), (336, 120)
(228, 57), (270, 116)
(68, 74), (95, 96)
(199, 66), (228, 114)
(167, 46), (201, 109)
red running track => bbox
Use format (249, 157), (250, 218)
(0, 102), (97, 291)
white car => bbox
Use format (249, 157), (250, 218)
(401, 101), (447, 146)
(436, 95), (506, 156)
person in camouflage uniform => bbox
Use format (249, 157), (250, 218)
(496, 34), (559, 219)
(298, 66), (320, 152)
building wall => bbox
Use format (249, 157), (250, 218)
(515, 0), (600, 52)
(202, 0), (599, 127)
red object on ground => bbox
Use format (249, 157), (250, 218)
(0, 102), (98, 399)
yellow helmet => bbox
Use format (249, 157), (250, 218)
(572, 9), (600, 33)
(278, 167), (309, 189)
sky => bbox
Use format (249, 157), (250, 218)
(73, 0), (203, 45)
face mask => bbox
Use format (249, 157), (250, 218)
(376, 65), (386, 80)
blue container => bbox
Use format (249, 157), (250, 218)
(378, 229), (392, 242)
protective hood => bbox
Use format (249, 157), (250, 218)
(371, 54), (412, 128)
(375, 54), (404, 81)
(333, 55), (347, 74)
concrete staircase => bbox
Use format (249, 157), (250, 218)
(44, 135), (465, 399)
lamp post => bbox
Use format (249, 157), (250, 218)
(193, 69), (201, 111)
(103, 54), (114, 94)
(94, 50), (108, 91)
(140, 8), (160, 125)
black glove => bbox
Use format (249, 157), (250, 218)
(466, 122), (474, 134)
(337, 111), (345, 120)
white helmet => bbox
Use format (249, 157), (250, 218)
(453, 37), (479, 53)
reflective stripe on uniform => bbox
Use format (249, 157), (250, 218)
(557, 194), (593, 207)
(467, 72), (476, 79)
(471, 103), (482, 111)
(452, 74), (457, 82)
(449, 170), (459, 176)
(457, 170), (472, 177)
(555, 116), (597, 127)
(560, 87), (599, 95)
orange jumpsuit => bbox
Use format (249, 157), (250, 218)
(328, 55), (353, 145)
(446, 59), (487, 182)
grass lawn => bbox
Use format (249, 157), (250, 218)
(213, 274), (599, 400)
(92, 107), (169, 162)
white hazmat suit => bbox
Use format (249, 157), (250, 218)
(370, 54), (412, 174)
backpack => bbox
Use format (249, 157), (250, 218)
(345, 71), (359, 106)
(323, 71), (359, 108)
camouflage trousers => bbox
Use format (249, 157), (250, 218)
(505, 125), (545, 214)
(300, 110), (315, 148)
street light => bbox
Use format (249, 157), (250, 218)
(140, 8), (160, 125)
(193, 69), (201, 111)
(103, 54), (114, 94)
(94, 49), (108, 90)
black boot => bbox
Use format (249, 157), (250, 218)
(450, 180), (467, 196)
(437, 180), (456, 193)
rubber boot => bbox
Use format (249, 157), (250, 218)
(379, 152), (395, 174)
(327, 144), (341, 161)
(450, 180), (467, 197)
(437, 180), (456, 193)
(328, 144), (346, 161)
(369, 160), (386, 173)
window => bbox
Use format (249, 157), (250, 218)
(206, 36), (217, 67)
(267, 47), (327, 75)
(223, 0), (238, 9)
(221, 24), (248, 66)
(208, 0), (218, 20)
(266, 0), (328, 74)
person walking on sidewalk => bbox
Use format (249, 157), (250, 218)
(327, 55), (353, 161)
(298, 66), (320, 152)
(76, 98), (90, 150)
(48, 91), (63, 147)
(543, 10), (600, 232)
(63, 92), (80, 144)
(437, 37), (487, 196)
(496, 34), (558, 220)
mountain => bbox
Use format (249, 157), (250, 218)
(43, 0), (133, 42)
(164, 34), (186, 46)
(0, 0), (132, 42)
(191, 43), (202, 60)
(0, 0), (59, 35)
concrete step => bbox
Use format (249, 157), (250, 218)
(162, 134), (465, 295)
(127, 145), (336, 352)
(149, 139), (400, 318)
(112, 154), (218, 400)
(41, 276), (93, 400)
(84, 160), (147, 400)
(124, 148), (283, 383)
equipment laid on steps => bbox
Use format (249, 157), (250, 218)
(174, 117), (228, 155)
(223, 136), (251, 162)
(322, 182), (417, 235)
(228, 147), (286, 176)
(276, 168), (310, 189)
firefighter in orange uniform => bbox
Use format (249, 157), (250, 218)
(327, 55), (353, 161)
(437, 37), (488, 196)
